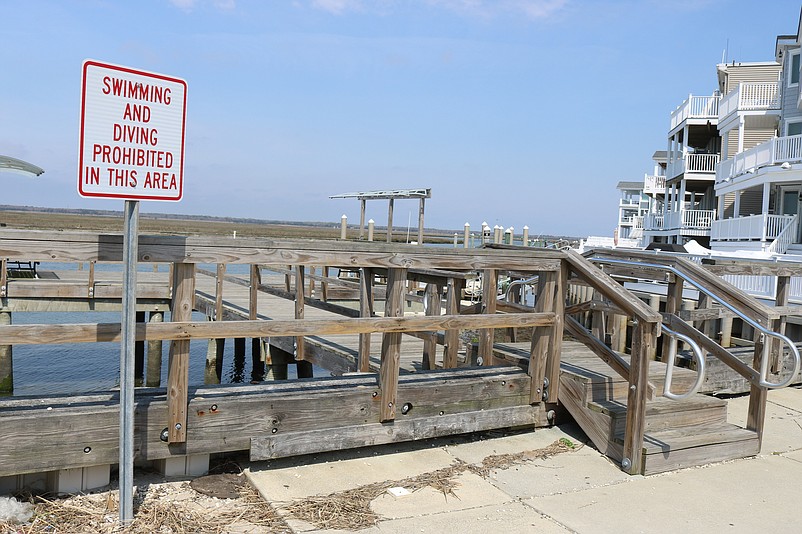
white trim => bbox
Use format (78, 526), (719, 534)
(787, 50), (800, 88)
(786, 118), (802, 136)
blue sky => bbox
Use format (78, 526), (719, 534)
(1, 0), (800, 237)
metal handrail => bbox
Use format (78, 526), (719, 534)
(504, 276), (539, 301)
(660, 323), (706, 400)
(594, 256), (801, 389)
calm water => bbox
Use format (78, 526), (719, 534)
(9, 263), (311, 397)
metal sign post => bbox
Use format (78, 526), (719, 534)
(119, 199), (139, 523)
(78, 60), (186, 525)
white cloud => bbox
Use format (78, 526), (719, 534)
(168, 0), (236, 12)
(422, 0), (570, 19)
(507, 0), (568, 19)
(311, 0), (362, 14)
(169, 0), (197, 10)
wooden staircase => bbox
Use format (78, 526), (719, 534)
(559, 345), (760, 475)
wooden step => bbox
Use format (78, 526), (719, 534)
(589, 394), (728, 436)
(613, 422), (760, 475)
(561, 355), (700, 403)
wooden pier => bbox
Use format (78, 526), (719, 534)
(1, 230), (800, 492)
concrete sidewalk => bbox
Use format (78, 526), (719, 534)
(246, 386), (802, 533)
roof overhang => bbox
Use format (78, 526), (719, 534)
(330, 188), (431, 200)
(0, 155), (44, 177)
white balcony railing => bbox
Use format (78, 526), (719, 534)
(716, 134), (802, 184)
(643, 214), (664, 231)
(670, 94), (720, 131)
(667, 153), (720, 179)
(665, 209), (716, 230)
(718, 82), (780, 121)
(710, 213), (795, 242)
(643, 174), (666, 194)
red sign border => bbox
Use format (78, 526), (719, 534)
(78, 60), (187, 202)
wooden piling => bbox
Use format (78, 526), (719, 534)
(250, 265), (264, 382)
(146, 311), (164, 387)
(265, 345), (290, 381)
(134, 311), (146, 386)
(0, 310), (12, 394)
(358, 267), (375, 372)
(294, 265), (306, 364)
(203, 263), (227, 385)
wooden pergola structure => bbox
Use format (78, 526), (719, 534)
(330, 188), (432, 244)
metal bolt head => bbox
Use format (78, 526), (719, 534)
(621, 458), (632, 470)
(174, 423), (182, 431)
(159, 428), (169, 442)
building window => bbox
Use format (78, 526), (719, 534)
(789, 51), (800, 87)
(788, 121), (802, 136)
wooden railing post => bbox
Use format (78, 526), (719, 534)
(442, 277), (463, 369)
(663, 277), (684, 357)
(530, 271), (554, 404)
(747, 329), (769, 445)
(379, 267), (406, 421)
(422, 282), (441, 370)
(203, 263), (226, 384)
(544, 263), (566, 403)
(250, 264), (265, 382)
(479, 269), (498, 365)
(321, 266), (329, 302)
(1, 259), (7, 298)
(0, 308), (12, 395)
(167, 262), (195, 443)
(622, 319), (658, 474)
(146, 311), (164, 387)
(295, 265), (306, 362)
(358, 267), (374, 372)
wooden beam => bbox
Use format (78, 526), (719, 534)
(422, 283), (441, 370)
(0, 311), (557, 346)
(0, 367), (539, 477)
(623, 320), (658, 475)
(544, 262), (566, 403)
(358, 267), (375, 372)
(167, 263), (195, 443)
(479, 269), (498, 365)
(0, 228), (566, 270)
(443, 278), (463, 369)
(379, 268), (406, 421)
(294, 265), (305, 361)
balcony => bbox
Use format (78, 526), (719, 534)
(718, 82), (780, 124)
(643, 174), (666, 195)
(665, 209), (716, 232)
(670, 94), (720, 131)
(642, 214), (663, 231)
(710, 214), (798, 253)
(716, 134), (802, 185)
(667, 153), (720, 180)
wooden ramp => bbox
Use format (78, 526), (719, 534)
(558, 342), (760, 475)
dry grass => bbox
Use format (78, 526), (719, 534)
(0, 482), (292, 534)
(285, 438), (578, 531)
(0, 209), (455, 243)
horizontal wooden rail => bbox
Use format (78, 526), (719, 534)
(0, 229), (564, 270)
(0, 312), (555, 345)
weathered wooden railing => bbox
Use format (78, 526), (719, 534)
(587, 249), (801, 446)
(490, 245), (663, 474)
(0, 229), (572, 480)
